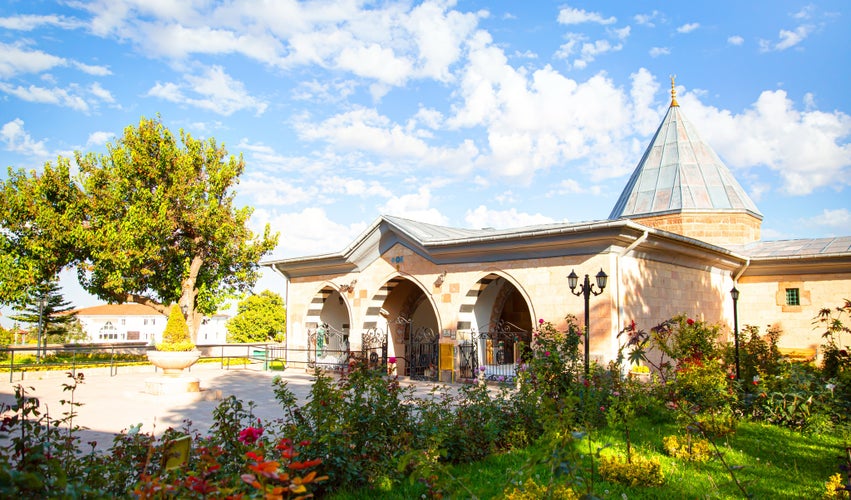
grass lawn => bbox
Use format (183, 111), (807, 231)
(329, 418), (848, 499)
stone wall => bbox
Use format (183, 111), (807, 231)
(632, 211), (761, 246)
(737, 273), (851, 355)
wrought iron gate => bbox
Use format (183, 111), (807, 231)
(469, 320), (530, 382)
(408, 326), (439, 381)
(361, 327), (388, 369)
(307, 323), (349, 371)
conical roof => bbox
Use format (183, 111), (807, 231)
(609, 84), (761, 220)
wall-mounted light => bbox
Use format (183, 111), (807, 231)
(434, 271), (447, 287)
(339, 278), (357, 293)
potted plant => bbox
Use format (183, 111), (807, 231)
(147, 304), (201, 376)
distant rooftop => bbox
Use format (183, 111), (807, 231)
(610, 79), (762, 220)
(73, 303), (164, 316)
(729, 236), (851, 259)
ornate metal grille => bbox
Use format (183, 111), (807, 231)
(361, 327), (388, 368)
(408, 326), (439, 381)
(468, 320), (530, 382)
(307, 323), (349, 371)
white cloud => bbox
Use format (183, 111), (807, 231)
(464, 205), (554, 229)
(0, 41), (114, 80)
(805, 208), (851, 229)
(291, 79), (357, 103)
(0, 118), (49, 157)
(89, 82), (115, 103)
(0, 82), (88, 111)
(86, 131), (114, 146)
(0, 42), (65, 77)
(259, 207), (367, 259)
(72, 61), (112, 76)
(759, 25), (813, 52)
(557, 7), (616, 25)
(378, 187), (448, 225)
(146, 66), (267, 116)
(297, 108), (429, 158)
(728, 35), (744, 46)
(0, 14), (83, 31)
(682, 90), (851, 195)
(677, 23), (700, 34)
(449, 34), (653, 182)
(240, 172), (319, 207)
(76, 0), (482, 89)
(633, 11), (660, 27)
(649, 47), (670, 57)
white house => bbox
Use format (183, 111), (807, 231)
(73, 303), (230, 345)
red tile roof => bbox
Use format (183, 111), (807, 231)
(72, 303), (166, 317)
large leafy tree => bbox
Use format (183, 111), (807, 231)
(0, 158), (85, 306)
(1, 116), (278, 343)
(226, 290), (286, 343)
(75, 117), (278, 340)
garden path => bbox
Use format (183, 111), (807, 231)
(0, 364), (464, 451)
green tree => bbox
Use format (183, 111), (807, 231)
(9, 279), (77, 342)
(226, 290), (286, 343)
(0, 158), (85, 305)
(1, 117), (278, 343)
(74, 117), (278, 341)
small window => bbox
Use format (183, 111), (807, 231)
(785, 288), (800, 306)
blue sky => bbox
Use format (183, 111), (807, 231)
(1, 1), (850, 323)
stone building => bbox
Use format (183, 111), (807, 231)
(268, 84), (851, 380)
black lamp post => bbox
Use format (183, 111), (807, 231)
(568, 268), (608, 376)
(731, 286), (740, 380)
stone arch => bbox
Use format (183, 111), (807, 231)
(360, 273), (441, 333)
(304, 282), (351, 330)
(456, 271), (535, 332)
(361, 272), (442, 379)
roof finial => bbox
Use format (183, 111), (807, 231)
(670, 74), (679, 107)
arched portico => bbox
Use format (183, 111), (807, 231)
(304, 284), (352, 370)
(362, 274), (441, 381)
(456, 272), (535, 381)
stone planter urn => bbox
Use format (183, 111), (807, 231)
(147, 350), (201, 376)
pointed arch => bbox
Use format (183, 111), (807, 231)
(456, 271), (535, 332)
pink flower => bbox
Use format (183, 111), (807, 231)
(612, 391), (620, 397)
(687, 318), (695, 325)
(600, 406), (605, 412)
(388, 357), (397, 364)
(238, 425), (264, 445)
(539, 318), (545, 324)
(545, 351), (551, 357)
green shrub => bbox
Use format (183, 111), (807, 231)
(598, 454), (664, 487)
(824, 473), (851, 499)
(672, 357), (733, 413)
(157, 304), (195, 352)
(503, 478), (579, 499)
(663, 434), (712, 462)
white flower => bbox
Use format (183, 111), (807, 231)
(827, 383), (837, 391)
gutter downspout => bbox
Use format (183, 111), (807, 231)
(615, 230), (649, 362)
(733, 258), (750, 284)
(269, 264), (289, 366)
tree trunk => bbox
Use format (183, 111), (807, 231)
(180, 254), (205, 343)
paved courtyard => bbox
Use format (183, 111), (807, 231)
(0, 364), (458, 450)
